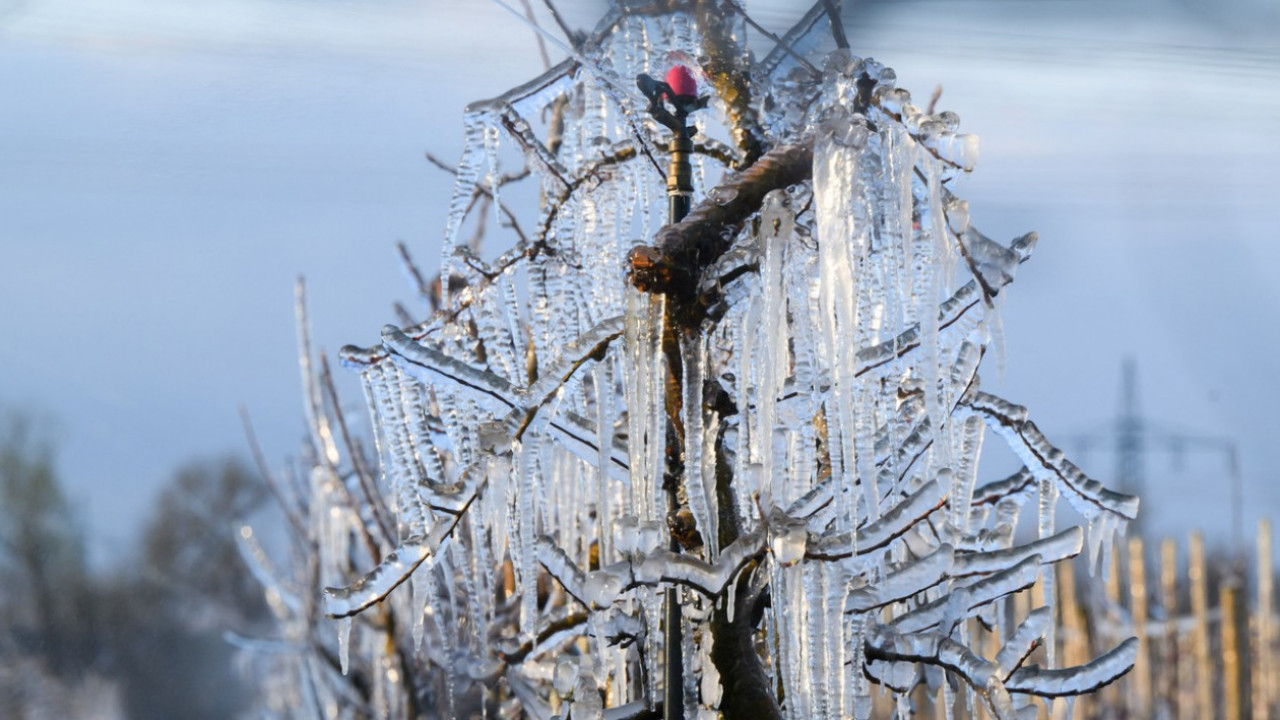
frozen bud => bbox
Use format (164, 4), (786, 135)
(945, 197), (970, 235)
(922, 132), (979, 172)
(936, 467), (955, 493)
(742, 463), (765, 494)
(614, 515), (639, 555)
(771, 523), (808, 567)
(554, 658), (579, 698)
(582, 566), (625, 608)
(637, 520), (664, 555)
(874, 86), (911, 116)
(665, 64), (697, 98)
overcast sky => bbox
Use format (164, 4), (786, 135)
(2, 0), (1277, 568)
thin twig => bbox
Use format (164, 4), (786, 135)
(518, 0), (552, 70)
(425, 151), (531, 245)
(726, 0), (821, 78)
(537, 143), (639, 245)
(392, 302), (415, 329)
(540, 0), (576, 47)
(239, 405), (308, 542)
(319, 353), (394, 551)
(396, 241), (432, 304)
(926, 84), (943, 115)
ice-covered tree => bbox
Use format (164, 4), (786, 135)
(240, 2), (1141, 718)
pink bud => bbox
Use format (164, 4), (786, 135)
(665, 65), (697, 99)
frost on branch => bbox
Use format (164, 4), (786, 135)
(240, 3), (1139, 719)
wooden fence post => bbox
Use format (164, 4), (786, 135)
(1160, 537), (1181, 720)
(1257, 519), (1274, 720)
(1191, 532), (1213, 718)
(1224, 581), (1243, 720)
(1129, 537), (1150, 716)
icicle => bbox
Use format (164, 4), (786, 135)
(849, 614), (872, 720)
(1038, 477), (1059, 668)
(987, 291), (1008, 380)
(594, 362), (616, 563)
(920, 153), (950, 471)
(785, 560), (809, 719)
(514, 435), (542, 639)
(757, 190), (792, 499)
(411, 565), (430, 652)
(814, 106), (871, 535)
(337, 616), (352, 676)
(682, 333), (717, 557)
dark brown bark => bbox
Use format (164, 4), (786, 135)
(627, 139), (814, 327)
(704, 380), (783, 720)
(709, 563), (783, 720)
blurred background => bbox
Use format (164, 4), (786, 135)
(2, 0), (1277, 716)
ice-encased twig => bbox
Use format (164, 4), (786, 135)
(865, 624), (1020, 720)
(995, 607), (1052, 678)
(1004, 637), (1138, 696)
(383, 326), (522, 414)
(537, 536), (588, 605)
(972, 468), (1036, 508)
(950, 527), (1082, 578)
(854, 231), (1036, 378)
(295, 278), (342, 470)
(579, 530), (767, 603)
(845, 544), (953, 612)
(961, 391), (1140, 521)
(808, 478), (948, 559)
(525, 316), (624, 406)
(236, 524), (302, 616)
(323, 478), (482, 618)
(323, 536), (437, 619)
(541, 410), (630, 481)
(888, 555), (1041, 633)
(757, 1), (836, 78)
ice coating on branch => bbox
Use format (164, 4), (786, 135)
(323, 536), (437, 618)
(247, 6), (1139, 718)
(845, 545), (953, 612)
(808, 479), (948, 559)
(995, 607), (1052, 677)
(682, 334), (718, 556)
(1004, 638), (1138, 696)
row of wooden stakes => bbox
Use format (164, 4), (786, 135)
(870, 519), (1276, 719)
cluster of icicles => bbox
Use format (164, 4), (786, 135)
(240, 4), (1140, 719)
